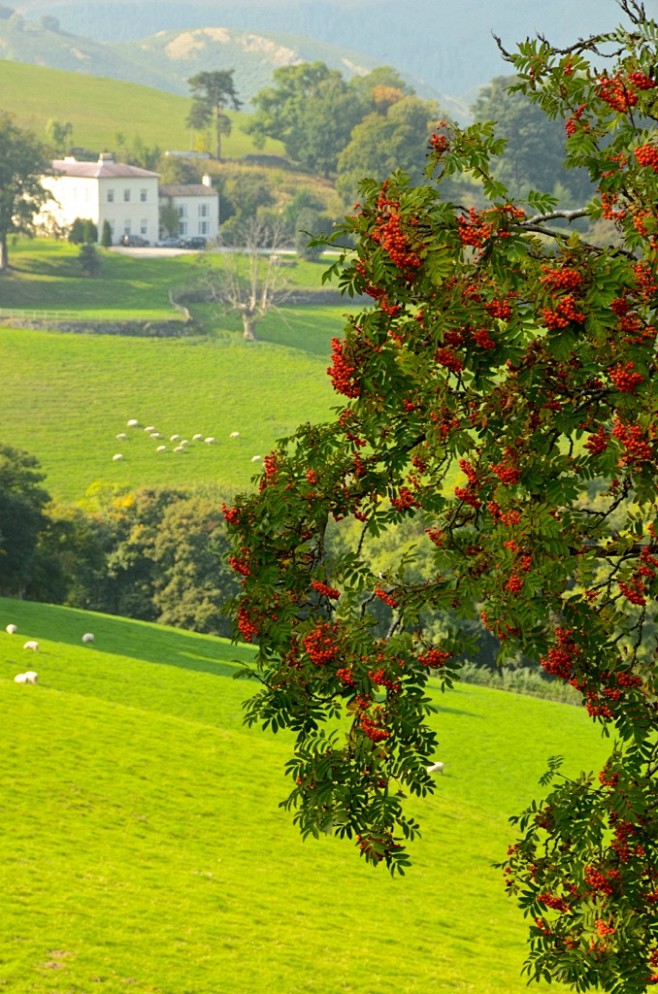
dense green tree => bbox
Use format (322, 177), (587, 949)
(100, 219), (113, 248)
(224, 4), (658, 990)
(0, 445), (50, 597)
(0, 113), (49, 270)
(187, 70), (241, 160)
(78, 242), (100, 277)
(45, 118), (73, 155)
(151, 493), (239, 636)
(336, 95), (441, 201)
(473, 75), (594, 204)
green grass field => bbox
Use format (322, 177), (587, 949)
(0, 596), (609, 994)
(0, 240), (353, 501)
(0, 60), (282, 158)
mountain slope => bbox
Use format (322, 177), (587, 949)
(13, 0), (639, 100)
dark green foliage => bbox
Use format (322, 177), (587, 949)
(0, 445), (50, 597)
(0, 112), (49, 269)
(78, 242), (100, 276)
(186, 70), (241, 160)
(101, 219), (113, 247)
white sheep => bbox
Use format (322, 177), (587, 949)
(23, 640), (39, 651)
(251, 455), (262, 462)
(229, 431), (240, 439)
(5, 624), (17, 634)
(144, 425), (156, 433)
(427, 761), (444, 774)
(173, 445), (185, 453)
(150, 431), (162, 439)
(14, 673), (28, 684)
(192, 433), (204, 442)
(112, 453), (124, 462)
(156, 445), (167, 453)
(127, 419), (139, 427)
(204, 436), (215, 444)
(170, 434), (180, 442)
(82, 632), (94, 644)
(116, 432), (128, 441)
(23, 671), (39, 684)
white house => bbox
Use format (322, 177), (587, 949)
(158, 175), (219, 241)
(40, 153), (160, 244)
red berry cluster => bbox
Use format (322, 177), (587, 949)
(612, 418), (652, 464)
(457, 208), (494, 248)
(237, 604), (259, 642)
(302, 621), (341, 666)
(390, 486), (419, 511)
(471, 328), (496, 350)
(634, 144), (658, 172)
(540, 627), (579, 681)
(628, 70), (656, 89)
(371, 195), (421, 277)
(584, 425), (609, 455)
(597, 73), (638, 113)
(311, 579), (341, 599)
(491, 460), (520, 486)
(374, 586), (398, 608)
(327, 337), (361, 398)
(538, 892), (571, 913)
(542, 295), (586, 329)
(429, 130), (450, 156)
(360, 708), (391, 742)
(540, 266), (584, 291)
(434, 347), (464, 373)
(228, 551), (251, 577)
(483, 297), (512, 320)
(584, 865), (620, 896)
(609, 361), (645, 393)
(417, 647), (451, 668)
(221, 502), (241, 525)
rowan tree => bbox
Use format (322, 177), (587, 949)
(225, 3), (658, 990)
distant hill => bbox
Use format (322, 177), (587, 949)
(13, 0), (650, 105)
(0, 7), (456, 115)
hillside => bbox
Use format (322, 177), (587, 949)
(0, 596), (608, 994)
(0, 60), (283, 155)
(12, 0), (632, 104)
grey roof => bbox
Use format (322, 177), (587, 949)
(159, 184), (216, 197)
(51, 158), (160, 179)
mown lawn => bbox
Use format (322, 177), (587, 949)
(0, 597), (609, 994)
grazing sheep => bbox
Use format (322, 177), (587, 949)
(156, 445), (167, 453)
(150, 431), (162, 439)
(82, 633), (94, 644)
(112, 453), (124, 462)
(173, 445), (185, 453)
(193, 433), (204, 441)
(427, 761), (444, 774)
(204, 436), (215, 444)
(251, 455), (262, 462)
(170, 434), (180, 442)
(144, 425), (156, 433)
(14, 673), (28, 684)
(127, 419), (139, 427)
(5, 624), (17, 634)
(229, 431), (240, 438)
(23, 640), (39, 651)
(23, 671), (39, 684)
(116, 432), (128, 441)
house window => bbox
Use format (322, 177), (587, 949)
(107, 189), (114, 203)
(198, 203), (209, 218)
(177, 205), (187, 219)
(124, 222), (131, 235)
(179, 221), (188, 236)
(140, 219), (148, 235)
(140, 188), (147, 202)
(199, 220), (209, 235)
(124, 189), (131, 202)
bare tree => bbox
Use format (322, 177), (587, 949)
(200, 219), (294, 340)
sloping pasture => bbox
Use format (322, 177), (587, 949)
(0, 598), (608, 994)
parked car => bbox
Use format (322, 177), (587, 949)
(178, 236), (207, 250)
(120, 234), (150, 247)
(158, 235), (184, 248)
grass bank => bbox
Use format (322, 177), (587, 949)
(0, 597), (608, 994)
